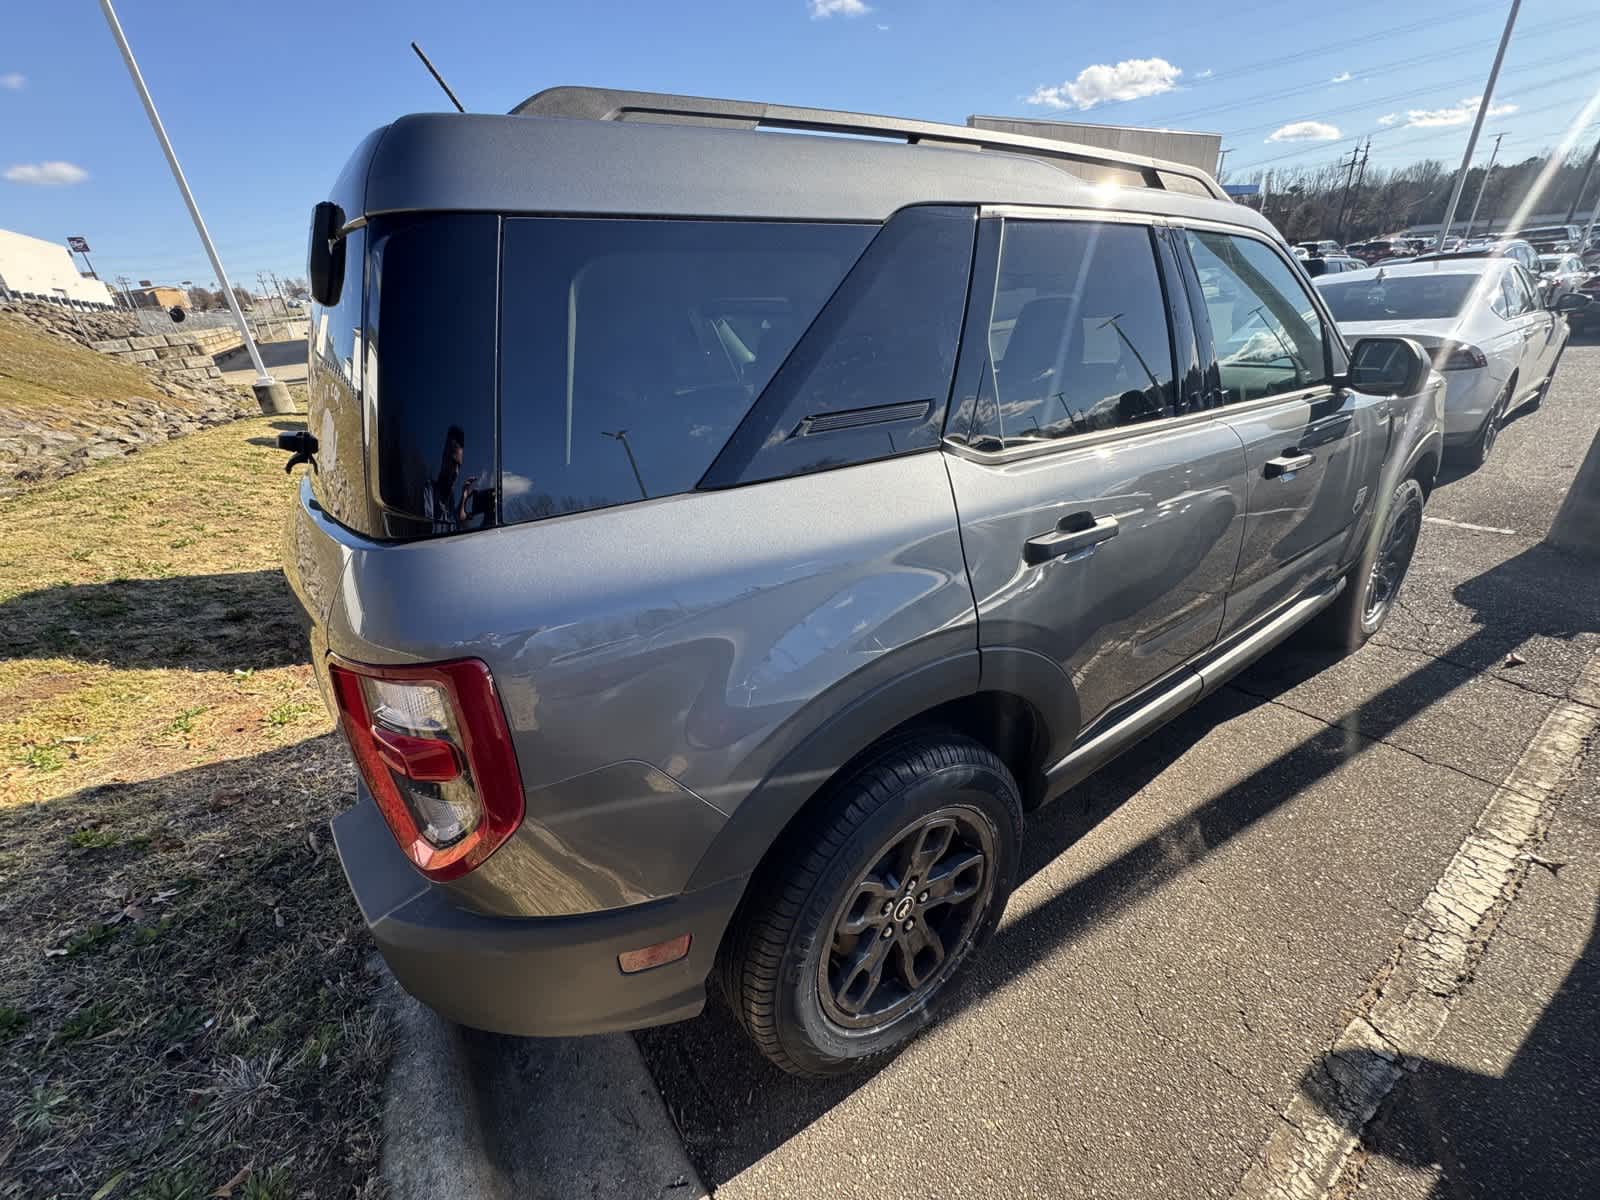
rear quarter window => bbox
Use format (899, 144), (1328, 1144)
(497, 218), (874, 524)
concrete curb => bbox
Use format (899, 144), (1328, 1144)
(378, 970), (707, 1200)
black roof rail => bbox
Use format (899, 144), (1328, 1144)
(511, 86), (1227, 201)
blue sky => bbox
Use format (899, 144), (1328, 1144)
(3, 0), (1596, 289)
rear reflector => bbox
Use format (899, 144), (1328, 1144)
(618, 934), (692, 974)
(328, 657), (524, 881)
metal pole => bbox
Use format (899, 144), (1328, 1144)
(98, 0), (291, 413)
(1465, 132), (1504, 239)
(1565, 137), (1600, 224)
(1436, 0), (1520, 249)
(1333, 145), (1360, 242)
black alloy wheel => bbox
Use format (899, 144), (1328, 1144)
(817, 807), (995, 1028)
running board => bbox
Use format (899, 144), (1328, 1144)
(1040, 577), (1346, 802)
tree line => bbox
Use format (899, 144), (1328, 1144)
(186, 278), (309, 311)
(1241, 148), (1597, 244)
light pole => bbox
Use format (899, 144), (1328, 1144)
(98, 0), (292, 414)
(1435, 0), (1520, 250)
(1465, 132), (1505, 240)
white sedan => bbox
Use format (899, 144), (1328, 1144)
(1315, 258), (1584, 467)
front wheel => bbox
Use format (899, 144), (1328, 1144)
(1313, 476), (1426, 651)
(721, 733), (1022, 1077)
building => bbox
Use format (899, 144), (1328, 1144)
(966, 115), (1223, 175)
(129, 285), (191, 311)
(0, 227), (115, 308)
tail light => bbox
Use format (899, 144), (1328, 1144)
(1437, 343), (1487, 371)
(327, 658), (524, 880)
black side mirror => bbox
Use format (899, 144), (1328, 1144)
(1342, 336), (1430, 395)
(1555, 292), (1592, 313)
(307, 201), (347, 306)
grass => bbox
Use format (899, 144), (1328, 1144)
(1, 418), (387, 1199)
(0, 314), (166, 423)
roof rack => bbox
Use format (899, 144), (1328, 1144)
(511, 86), (1227, 201)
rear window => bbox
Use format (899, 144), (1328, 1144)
(1317, 273), (1481, 321)
(497, 218), (873, 524)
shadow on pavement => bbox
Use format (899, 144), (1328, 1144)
(638, 540), (1599, 1187)
(1310, 901), (1599, 1198)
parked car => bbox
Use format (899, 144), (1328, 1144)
(1302, 254), (1368, 277)
(1414, 238), (1540, 273)
(1347, 239), (1406, 264)
(1513, 224), (1583, 254)
(1316, 259), (1586, 467)
(1536, 253), (1588, 304)
(1570, 271), (1600, 330)
(1296, 239), (1343, 257)
(285, 87), (1444, 1076)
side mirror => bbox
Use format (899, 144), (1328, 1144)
(1555, 292), (1592, 313)
(307, 201), (347, 306)
(1342, 336), (1430, 395)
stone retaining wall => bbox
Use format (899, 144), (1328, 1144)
(88, 332), (227, 383)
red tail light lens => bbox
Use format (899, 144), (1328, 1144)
(327, 657), (524, 880)
(1437, 343), (1488, 371)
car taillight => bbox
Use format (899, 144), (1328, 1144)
(1437, 343), (1488, 371)
(327, 657), (524, 880)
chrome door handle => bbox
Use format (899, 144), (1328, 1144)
(1023, 513), (1119, 565)
(1264, 451), (1314, 479)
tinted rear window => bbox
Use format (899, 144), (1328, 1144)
(1317, 273), (1482, 321)
(497, 218), (873, 524)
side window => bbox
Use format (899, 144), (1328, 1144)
(702, 206), (976, 487)
(971, 220), (1175, 445)
(498, 218), (874, 524)
(1508, 267), (1538, 314)
(1185, 229), (1330, 404)
(1499, 269), (1530, 317)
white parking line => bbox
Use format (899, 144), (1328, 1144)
(1230, 651), (1600, 1200)
(1423, 516), (1518, 535)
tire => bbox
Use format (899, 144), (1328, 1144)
(1312, 476), (1426, 651)
(1462, 381), (1512, 469)
(721, 732), (1023, 1077)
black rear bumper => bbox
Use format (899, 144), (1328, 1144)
(332, 794), (746, 1037)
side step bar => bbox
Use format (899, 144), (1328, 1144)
(1040, 577), (1346, 803)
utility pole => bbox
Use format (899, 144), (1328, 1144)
(98, 0), (291, 414)
(1216, 147), (1231, 177)
(1333, 144), (1362, 242)
(269, 271), (289, 313)
(1465, 132), (1505, 240)
(1436, 0), (1520, 250)
(1564, 137), (1600, 224)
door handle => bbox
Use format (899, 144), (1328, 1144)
(1264, 451), (1315, 479)
(1023, 513), (1119, 565)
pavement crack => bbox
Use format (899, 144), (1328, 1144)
(1223, 682), (1521, 797)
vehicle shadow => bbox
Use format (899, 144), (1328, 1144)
(637, 540), (1600, 1187)
(0, 570), (307, 671)
(1303, 899), (1599, 1197)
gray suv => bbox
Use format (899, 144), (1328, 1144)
(284, 88), (1444, 1076)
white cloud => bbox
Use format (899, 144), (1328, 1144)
(808, 0), (869, 17)
(1330, 71), (1352, 84)
(1027, 57), (1183, 111)
(1402, 95), (1517, 128)
(1265, 121), (1341, 143)
(876, 22), (889, 30)
(1377, 112), (1400, 126)
(3, 160), (88, 186)
(0, 73), (24, 90)
(1196, 67), (1214, 79)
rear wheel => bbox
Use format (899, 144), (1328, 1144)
(1313, 476), (1426, 650)
(722, 733), (1022, 1077)
(1464, 382), (1512, 468)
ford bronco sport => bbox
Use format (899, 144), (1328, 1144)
(284, 87), (1444, 1076)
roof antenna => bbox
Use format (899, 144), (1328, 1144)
(411, 41), (466, 113)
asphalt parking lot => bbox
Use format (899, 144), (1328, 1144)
(634, 331), (1600, 1198)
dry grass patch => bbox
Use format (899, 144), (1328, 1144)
(0, 314), (165, 426)
(1, 418), (387, 1198)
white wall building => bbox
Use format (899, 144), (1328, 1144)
(0, 227), (115, 308)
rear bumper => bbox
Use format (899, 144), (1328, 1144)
(333, 792), (747, 1037)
